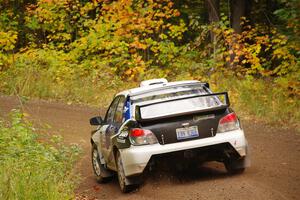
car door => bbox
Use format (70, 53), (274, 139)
(105, 96), (126, 166)
(99, 96), (120, 161)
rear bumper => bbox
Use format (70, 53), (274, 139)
(120, 129), (248, 177)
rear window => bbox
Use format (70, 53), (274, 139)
(132, 85), (208, 103)
(138, 95), (223, 120)
(132, 85), (227, 120)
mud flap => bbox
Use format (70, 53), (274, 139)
(99, 164), (114, 178)
(244, 143), (251, 168)
(94, 142), (114, 178)
(125, 175), (143, 186)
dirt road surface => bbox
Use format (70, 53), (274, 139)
(0, 95), (299, 200)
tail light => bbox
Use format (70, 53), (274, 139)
(129, 128), (158, 145)
(217, 113), (240, 133)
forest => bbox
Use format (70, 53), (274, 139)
(0, 0), (299, 199)
(0, 0), (299, 125)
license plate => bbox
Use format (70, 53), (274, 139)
(176, 126), (199, 140)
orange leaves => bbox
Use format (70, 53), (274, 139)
(173, 9), (181, 17)
(130, 38), (147, 50)
(203, 15), (298, 77)
(87, 0), (186, 79)
(23, 0), (186, 80)
(122, 54), (146, 80)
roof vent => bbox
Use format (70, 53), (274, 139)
(140, 78), (168, 87)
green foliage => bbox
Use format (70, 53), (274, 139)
(185, 14), (300, 101)
(0, 110), (81, 199)
(0, 30), (17, 69)
(274, 0), (300, 40)
(0, 48), (128, 106)
(25, 0), (98, 49)
(0, 0), (299, 128)
(68, 0), (186, 79)
(190, 15), (299, 77)
(210, 73), (300, 128)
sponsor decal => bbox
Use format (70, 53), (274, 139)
(193, 114), (215, 122)
(118, 130), (128, 138)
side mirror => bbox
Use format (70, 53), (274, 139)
(90, 116), (103, 126)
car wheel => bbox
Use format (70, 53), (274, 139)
(91, 144), (113, 183)
(224, 157), (246, 174)
(116, 151), (135, 193)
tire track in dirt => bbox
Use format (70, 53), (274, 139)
(1, 95), (299, 200)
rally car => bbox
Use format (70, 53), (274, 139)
(90, 79), (249, 192)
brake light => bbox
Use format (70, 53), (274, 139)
(130, 129), (144, 137)
(129, 128), (158, 145)
(217, 113), (240, 133)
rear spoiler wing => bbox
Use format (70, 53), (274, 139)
(135, 92), (230, 122)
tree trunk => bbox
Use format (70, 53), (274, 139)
(206, 0), (220, 23)
(230, 0), (246, 34)
(205, 0), (220, 42)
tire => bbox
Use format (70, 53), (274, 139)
(116, 151), (137, 193)
(224, 157), (246, 174)
(91, 144), (113, 183)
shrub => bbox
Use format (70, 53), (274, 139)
(0, 110), (81, 200)
(0, 48), (128, 106)
(210, 73), (300, 128)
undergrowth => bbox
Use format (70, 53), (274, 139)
(0, 110), (81, 200)
(0, 49), (299, 130)
(210, 74), (300, 128)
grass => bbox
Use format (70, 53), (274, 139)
(0, 49), (137, 107)
(0, 110), (81, 200)
(0, 49), (299, 130)
(0, 52), (299, 200)
(210, 74), (300, 130)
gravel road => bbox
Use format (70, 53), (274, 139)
(1, 95), (299, 200)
